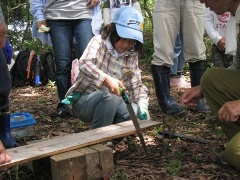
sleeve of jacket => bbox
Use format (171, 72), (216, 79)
(125, 55), (148, 103)
(204, 7), (222, 46)
(29, 0), (46, 22)
(78, 36), (108, 89)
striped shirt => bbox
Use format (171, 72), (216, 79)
(66, 35), (148, 103)
(44, 0), (93, 20)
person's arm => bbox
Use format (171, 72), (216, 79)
(79, 36), (124, 95)
(0, 141), (11, 164)
(87, 0), (100, 9)
(125, 55), (149, 120)
(30, 0), (46, 22)
(182, 86), (203, 107)
(204, 7), (222, 46)
(30, 0), (49, 31)
(0, 4), (7, 48)
(103, 0), (111, 25)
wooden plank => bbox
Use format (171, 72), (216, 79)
(0, 120), (161, 170)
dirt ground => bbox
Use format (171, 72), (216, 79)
(1, 64), (240, 179)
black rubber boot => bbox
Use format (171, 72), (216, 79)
(151, 65), (185, 116)
(0, 112), (19, 148)
(189, 61), (210, 112)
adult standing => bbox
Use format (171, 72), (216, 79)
(43, 0), (99, 117)
(151, 0), (209, 116)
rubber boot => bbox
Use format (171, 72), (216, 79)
(189, 61), (210, 112)
(0, 112), (18, 148)
(151, 65), (185, 116)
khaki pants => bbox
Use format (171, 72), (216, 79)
(201, 67), (240, 169)
(152, 0), (206, 66)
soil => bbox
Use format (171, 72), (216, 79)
(1, 63), (240, 180)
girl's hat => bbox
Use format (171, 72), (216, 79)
(112, 6), (144, 43)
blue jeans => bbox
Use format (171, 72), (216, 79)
(72, 89), (131, 129)
(47, 19), (93, 110)
(170, 33), (185, 76)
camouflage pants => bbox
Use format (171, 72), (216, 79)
(201, 67), (240, 169)
(211, 45), (233, 68)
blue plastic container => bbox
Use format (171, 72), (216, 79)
(10, 112), (36, 129)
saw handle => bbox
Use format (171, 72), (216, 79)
(119, 87), (131, 104)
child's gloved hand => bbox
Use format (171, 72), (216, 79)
(137, 98), (150, 120)
(61, 92), (82, 105)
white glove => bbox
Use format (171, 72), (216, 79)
(137, 98), (150, 120)
(38, 24), (50, 33)
(103, 8), (111, 26)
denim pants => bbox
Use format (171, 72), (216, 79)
(0, 50), (10, 112)
(170, 33), (185, 76)
(72, 90), (132, 129)
(47, 19), (93, 110)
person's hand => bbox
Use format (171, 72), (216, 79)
(0, 141), (11, 164)
(218, 100), (240, 122)
(0, 21), (7, 48)
(137, 99), (150, 120)
(217, 37), (225, 51)
(86, 0), (99, 9)
(103, 76), (125, 96)
(182, 85), (203, 107)
(37, 21), (50, 33)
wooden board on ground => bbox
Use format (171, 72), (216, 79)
(0, 120), (161, 170)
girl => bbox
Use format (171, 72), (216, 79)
(63, 6), (149, 129)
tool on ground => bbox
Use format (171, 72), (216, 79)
(158, 130), (211, 144)
(119, 87), (149, 157)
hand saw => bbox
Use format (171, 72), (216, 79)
(119, 88), (149, 157)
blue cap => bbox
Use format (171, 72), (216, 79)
(112, 6), (144, 43)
